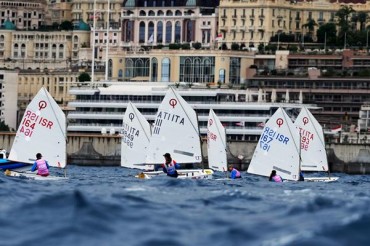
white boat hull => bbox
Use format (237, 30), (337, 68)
(304, 177), (339, 182)
(137, 169), (214, 179)
(4, 170), (68, 181)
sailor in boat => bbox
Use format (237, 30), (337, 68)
(269, 170), (283, 182)
(162, 153), (180, 178)
(228, 165), (241, 179)
(299, 171), (305, 181)
(31, 153), (50, 177)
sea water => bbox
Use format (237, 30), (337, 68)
(0, 166), (369, 246)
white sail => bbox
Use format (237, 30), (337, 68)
(247, 107), (300, 181)
(207, 109), (227, 171)
(9, 87), (66, 168)
(145, 87), (202, 164)
(294, 106), (328, 172)
(121, 102), (151, 169)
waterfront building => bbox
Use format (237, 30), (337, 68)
(67, 82), (316, 140)
(358, 104), (370, 133)
(246, 70), (370, 130)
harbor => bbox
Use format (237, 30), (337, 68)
(1, 132), (369, 174)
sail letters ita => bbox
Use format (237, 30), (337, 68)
(153, 111), (185, 135)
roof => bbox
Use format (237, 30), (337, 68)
(1, 19), (16, 30)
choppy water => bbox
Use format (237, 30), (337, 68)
(1, 166), (369, 246)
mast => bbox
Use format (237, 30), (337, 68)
(105, 0), (110, 81)
(91, 0), (97, 87)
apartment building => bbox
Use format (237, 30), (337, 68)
(0, 0), (49, 30)
(218, 0), (370, 48)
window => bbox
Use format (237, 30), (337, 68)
(229, 57), (241, 85)
(161, 58), (170, 82)
(179, 56), (215, 83)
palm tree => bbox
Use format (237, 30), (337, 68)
(302, 19), (318, 39)
(351, 14), (359, 31)
(336, 6), (355, 34)
(358, 12), (368, 31)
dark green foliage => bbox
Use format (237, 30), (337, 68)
(78, 72), (91, 82)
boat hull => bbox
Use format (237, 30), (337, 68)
(137, 169), (214, 179)
(4, 169), (68, 181)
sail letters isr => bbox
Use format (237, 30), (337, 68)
(259, 127), (290, 152)
(20, 109), (54, 138)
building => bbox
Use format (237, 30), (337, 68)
(121, 0), (219, 49)
(0, 0), (49, 30)
(0, 70), (18, 130)
(218, 0), (370, 48)
(67, 82), (315, 141)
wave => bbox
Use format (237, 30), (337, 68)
(286, 211), (370, 245)
(0, 190), (124, 246)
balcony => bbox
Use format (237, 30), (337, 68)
(120, 42), (132, 47)
(200, 24), (211, 29)
(239, 26), (246, 31)
(230, 26), (238, 31)
(241, 15), (246, 19)
(221, 15), (227, 19)
(259, 15), (265, 19)
(318, 18), (325, 23)
(250, 15), (255, 19)
(248, 26), (255, 31)
(232, 15), (237, 19)
(220, 26), (229, 31)
(295, 17), (301, 21)
(277, 15), (284, 19)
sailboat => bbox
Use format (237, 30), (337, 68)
(207, 109), (227, 172)
(1, 87), (67, 180)
(247, 107), (301, 181)
(120, 101), (152, 170)
(294, 106), (339, 182)
(140, 87), (213, 179)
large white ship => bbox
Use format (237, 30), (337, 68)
(67, 82), (316, 141)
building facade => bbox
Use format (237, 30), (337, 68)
(218, 0), (370, 48)
(0, 0), (49, 30)
(0, 70), (18, 130)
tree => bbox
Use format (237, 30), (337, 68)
(60, 20), (73, 31)
(358, 12), (368, 31)
(192, 42), (202, 50)
(231, 43), (240, 50)
(78, 72), (91, 82)
(302, 19), (318, 38)
(258, 43), (265, 53)
(336, 6), (355, 35)
(0, 121), (10, 131)
(317, 23), (337, 45)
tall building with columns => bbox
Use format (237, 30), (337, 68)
(121, 0), (219, 49)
